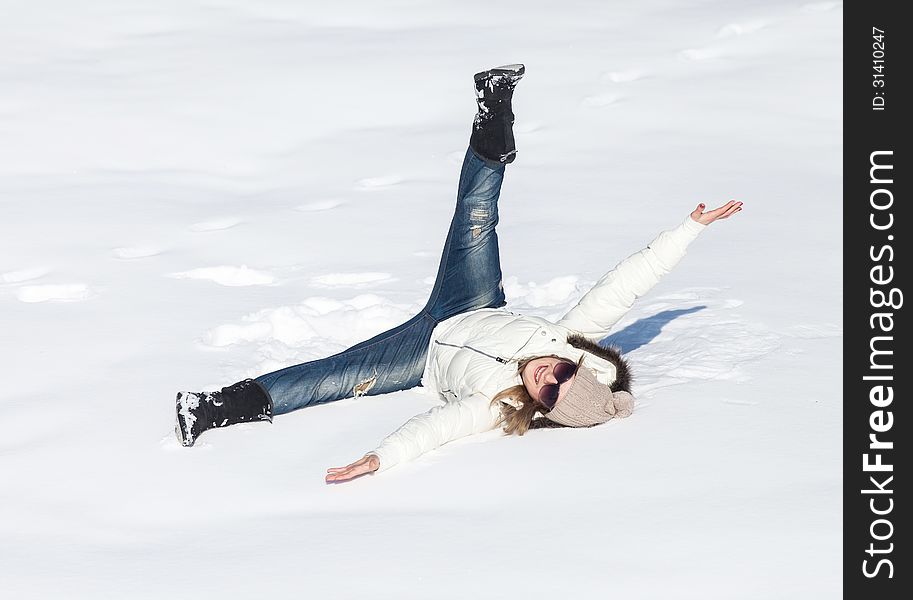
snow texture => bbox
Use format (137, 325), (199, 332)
(0, 1), (841, 598)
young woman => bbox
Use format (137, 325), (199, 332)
(174, 64), (742, 483)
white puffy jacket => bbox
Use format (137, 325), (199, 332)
(370, 216), (706, 471)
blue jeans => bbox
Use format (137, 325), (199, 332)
(258, 148), (507, 415)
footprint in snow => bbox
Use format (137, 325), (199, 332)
(16, 283), (92, 303)
(602, 69), (647, 83)
(295, 200), (346, 212)
(1, 267), (50, 284)
(169, 265), (276, 286)
(717, 20), (769, 38)
(721, 398), (759, 406)
(581, 93), (621, 108)
(189, 217), (243, 232)
(679, 47), (723, 61)
(112, 245), (163, 259)
(310, 272), (395, 288)
(355, 175), (404, 190)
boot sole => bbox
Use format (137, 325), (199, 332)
(175, 392), (194, 447)
(474, 64), (525, 83)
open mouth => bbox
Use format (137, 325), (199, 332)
(534, 365), (547, 384)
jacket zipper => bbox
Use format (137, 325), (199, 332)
(433, 340), (510, 364)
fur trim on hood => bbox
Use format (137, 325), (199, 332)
(566, 333), (632, 393)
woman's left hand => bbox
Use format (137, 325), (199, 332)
(690, 200), (743, 225)
(325, 454), (380, 483)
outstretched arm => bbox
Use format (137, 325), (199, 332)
(325, 393), (501, 483)
(556, 201), (742, 339)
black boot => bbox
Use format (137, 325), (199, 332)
(470, 64), (525, 164)
(175, 379), (273, 447)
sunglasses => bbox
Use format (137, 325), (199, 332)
(538, 360), (579, 409)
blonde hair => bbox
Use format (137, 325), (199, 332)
(491, 383), (539, 436)
(490, 355), (582, 435)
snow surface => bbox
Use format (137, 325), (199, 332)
(1, 1), (841, 598)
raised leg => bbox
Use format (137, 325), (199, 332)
(424, 146), (507, 320)
(255, 65), (523, 415)
(258, 146), (509, 415)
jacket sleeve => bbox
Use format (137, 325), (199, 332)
(368, 393), (502, 473)
(555, 216), (706, 339)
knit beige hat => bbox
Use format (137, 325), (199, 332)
(544, 366), (635, 427)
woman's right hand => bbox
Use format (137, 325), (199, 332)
(325, 454), (380, 483)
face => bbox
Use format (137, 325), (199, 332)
(520, 356), (578, 409)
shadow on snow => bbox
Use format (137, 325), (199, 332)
(600, 305), (706, 353)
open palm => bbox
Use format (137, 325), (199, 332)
(690, 200), (742, 225)
(326, 454), (380, 483)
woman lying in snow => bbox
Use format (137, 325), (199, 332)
(174, 64), (742, 483)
